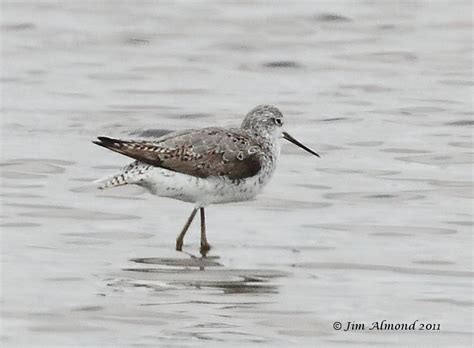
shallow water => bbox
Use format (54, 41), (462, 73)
(1, 1), (473, 347)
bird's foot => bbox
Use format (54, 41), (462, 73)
(200, 242), (211, 257)
(176, 239), (183, 252)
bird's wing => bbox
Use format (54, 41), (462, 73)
(93, 128), (263, 180)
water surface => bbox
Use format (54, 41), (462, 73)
(1, 1), (472, 347)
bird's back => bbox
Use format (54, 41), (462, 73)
(93, 125), (279, 190)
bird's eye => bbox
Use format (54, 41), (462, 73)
(273, 117), (283, 126)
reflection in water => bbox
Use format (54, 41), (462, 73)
(113, 256), (284, 295)
(262, 61), (302, 69)
(131, 256), (223, 268)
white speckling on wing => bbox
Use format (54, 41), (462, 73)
(95, 105), (283, 206)
(96, 135), (280, 207)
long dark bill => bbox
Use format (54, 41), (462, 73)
(282, 132), (320, 158)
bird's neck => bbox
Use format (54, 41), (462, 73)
(254, 129), (281, 165)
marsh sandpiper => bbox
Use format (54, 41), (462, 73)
(93, 105), (319, 256)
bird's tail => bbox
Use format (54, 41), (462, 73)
(92, 136), (162, 167)
(93, 173), (129, 190)
(93, 161), (146, 190)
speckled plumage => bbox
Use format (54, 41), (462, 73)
(93, 105), (318, 255)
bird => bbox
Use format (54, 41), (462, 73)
(93, 105), (319, 256)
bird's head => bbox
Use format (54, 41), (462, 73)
(241, 104), (320, 157)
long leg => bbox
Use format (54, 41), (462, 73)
(200, 207), (211, 256)
(176, 208), (198, 251)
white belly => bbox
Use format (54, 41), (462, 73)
(138, 165), (275, 207)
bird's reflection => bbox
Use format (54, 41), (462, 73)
(115, 253), (284, 295)
(131, 252), (222, 270)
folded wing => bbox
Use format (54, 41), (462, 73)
(93, 128), (262, 180)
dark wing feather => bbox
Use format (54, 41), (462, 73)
(93, 128), (262, 180)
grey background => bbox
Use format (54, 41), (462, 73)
(1, 1), (472, 347)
